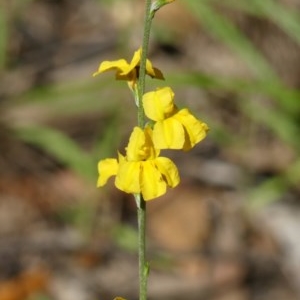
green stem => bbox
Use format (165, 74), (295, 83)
(135, 1), (153, 300)
(135, 194), (148, 300)
(137, 0), (153, 128)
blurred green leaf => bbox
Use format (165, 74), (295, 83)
(14, 125), (96, 181)
(222, 0), (300, 45)
(241, 99), (300, 150)
(56, 202), (97, 235)
(168, 72), (300, 117)
(112, 224), (138, 252)
(248, 176), (286, 209)
(248, 158), (300, 209)
(183, 0), (278, 81)
(93, 110), (121, 160)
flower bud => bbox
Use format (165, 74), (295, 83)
(151, 0), (175, 18)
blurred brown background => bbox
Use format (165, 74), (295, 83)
(0, 0), (300, 299)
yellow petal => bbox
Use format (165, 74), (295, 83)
(126, 127), (146, 161)
(155, 157), (180, 188)
(125, 48), (142, 75)
(97, 158), (119, 187)
(145, 60), (164, 80)
(93, 59), (129, 77)
(153, 118), (185, 149)
(115, 161), (141, 194)
(140, 161), (166, 200)
(144, 126), (160, 158)
(143, 87), (175, 121)
(174, 109), (209, 150)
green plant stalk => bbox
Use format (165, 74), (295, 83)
(137, 0), (153, 128)
(135, 193), (148, 300)
(135, 0), (153, 300)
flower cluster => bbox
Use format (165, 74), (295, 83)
(94, 49), (208, 200)
(97, 126), (179, 200)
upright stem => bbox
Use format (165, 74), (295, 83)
(137, 0), (153, 128)
(135, 193), (148, 300)
(135, 1), (153, 300)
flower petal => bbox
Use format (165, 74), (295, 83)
(155, 157), (180, 188)
(126, 127), (147, 161)
(144, 126), (160, 158)
(115, 161), (141, 194)
(140, 161), (166, 200)
(97, 158), (119, 187)
(93, 59), (129, 77)
(145, 61), (164, 80)
(174, 109), (209, 150)
(125, 48), (142, 75)
(143, 87), (175, 121)
(153, 118), (185, 149)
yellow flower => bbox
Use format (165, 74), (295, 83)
(93, 48), (164, 90)
(97, 126), (179, 200)
(143, 87), (209, 150)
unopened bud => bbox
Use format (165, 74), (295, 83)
(150, 0), (175, 18)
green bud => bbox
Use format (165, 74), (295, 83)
(150, 0), (175, 19)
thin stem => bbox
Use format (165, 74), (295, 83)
(135, 1), (153, 300)
(137, 0), (153, 128)
(135, 194), (148, 300)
